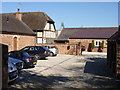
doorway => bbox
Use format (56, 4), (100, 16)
(13, 37), (17, 50)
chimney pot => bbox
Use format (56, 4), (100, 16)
(18, 8), (20, 12)
(16, 8), (22, 20)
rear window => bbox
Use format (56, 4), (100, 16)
(21, 52), (30, 57)
(8, 52), (17, 58)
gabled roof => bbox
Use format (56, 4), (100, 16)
(56, 27), (118, 40)
(108, 31), (119, 41)
(108, 30), (120, 41)
(3, 12), (55, 30)
(22, 12), (54, 30)
(0, 14), (35, 36)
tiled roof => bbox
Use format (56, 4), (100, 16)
(3, 12), (55, 30)
(108, 31), (119, 41)
(0, 14), (35, 36)
(56, 28), (80, 40)
(56, 27), (118, 40)
(108, 30), (120, 41)
(22, 12), (54, 30)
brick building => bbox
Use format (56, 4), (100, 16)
(0, 14), (35, 51)
(107, 27), (120, 78)
(4, 9), (56, 44)
(55, 27), (118, 52)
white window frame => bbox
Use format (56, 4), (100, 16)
(37, 38), (42, 44)
(94, 40), (101, 47)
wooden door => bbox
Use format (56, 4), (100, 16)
(13, 37), (17, 50)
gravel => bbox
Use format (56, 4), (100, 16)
(9, 53), (120, 89)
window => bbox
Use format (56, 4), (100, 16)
(29, 47), (35, 51)
(37, 38), (42, 44)
(94, 40), (101, 47)
(37, 32), (42, 37)
(23, 47), (29, 50)
(49, 23), (51, 30)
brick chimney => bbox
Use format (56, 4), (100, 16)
(16, 8), (22, 20)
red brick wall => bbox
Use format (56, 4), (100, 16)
(0, 34), (35, 51)
(36, 39), (107, 55)
(36, 43), (78, 55)
(69, 39), (107, 52)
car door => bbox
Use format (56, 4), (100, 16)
(37, 46), (46, 55)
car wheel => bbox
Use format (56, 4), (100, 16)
(50, 52), (54, 56)
(35, 54), (40, 60)
(54, 54), (57, 56)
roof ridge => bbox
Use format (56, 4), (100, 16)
(2, 11), (45, 14)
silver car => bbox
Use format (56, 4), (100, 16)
(8, 62), (18, 83)
(42, 45), (58, 56)
(8, 57), (23, 72)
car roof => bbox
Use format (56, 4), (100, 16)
(24, 46), (43, 47)
(43, 45), (55, 47)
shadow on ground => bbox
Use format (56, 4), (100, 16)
(83, 57), (120, 88)
(8, 56), (120, 89)
(8, 70), (70, 89)
(84, 57), (111, 77)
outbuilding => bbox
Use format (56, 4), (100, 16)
(107, 27), (120, 78)
(55, 27), (118, 52)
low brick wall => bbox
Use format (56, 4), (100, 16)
(36, 44), (78, 55)
(36, 43), (107, 55)
(70, 39), (107, 53)
(92, 48), (107, 52)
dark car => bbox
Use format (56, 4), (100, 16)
(8, 51), (37, 68)
(20, 46), (50, 60)
(8, 57), (23, 72)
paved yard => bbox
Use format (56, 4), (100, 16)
(9, 52), (120, 89)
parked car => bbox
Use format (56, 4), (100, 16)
(20, 46), (51, 60)
(8, 62), (18, 83)
(8, 57), (23, 72)
(8, 51), (37, 68)
(42, 45), (58, 56)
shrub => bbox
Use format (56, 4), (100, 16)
(101, 40), (104, 49)
(91, 40), (94, 48)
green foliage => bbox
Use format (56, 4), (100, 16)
(91, 40), (94, 48)
(101, 40), (104, 49)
